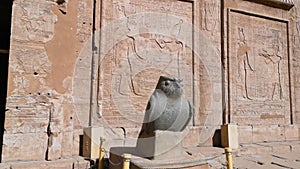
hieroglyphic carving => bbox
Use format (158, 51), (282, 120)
(258, 29), (284, 100)
(228, 9), (292, 125)
(13, 1), (57, 43)
(236, 27), (254, 100)
(97, 0), (194, 125)
(203, 1), (217, 32)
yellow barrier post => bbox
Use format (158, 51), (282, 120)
(225, 147), (233, 169)
(98, 136), (105, 169)
(122, 153), (131, 169)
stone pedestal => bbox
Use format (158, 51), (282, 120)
(82, 127), (105, 159)
(109, 147), (210, 169)
(136, 130), (184, 160)
(221, 124), (239, 149)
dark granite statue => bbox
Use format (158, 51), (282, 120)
(138, 76), (193, 138)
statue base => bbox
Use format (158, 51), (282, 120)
(136, 130), (183, 160)
(109, 130), (210, 169)
(109, 147), (209, 169)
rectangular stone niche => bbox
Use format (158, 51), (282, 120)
(226, 9), (293, 126)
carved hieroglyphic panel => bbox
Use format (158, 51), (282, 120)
(97, 0), (194, 126)
(228, 9), (292, 125)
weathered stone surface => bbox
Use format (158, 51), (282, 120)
(82, 127), (105, 159)
(285, 125), (299, 140)
(2, 133), (48, 162)
(2, 0), (300, 166)
(252, 125), (285, 142)
(11, 0), (57, 43)
(91, 0), (224, 149)
(183, 126), (201, 147)
(8, 157), (90, 169)
(136, 130), (184, 160)
(238, 125), (253, 144)
(221, 124), (239, 149)
(72, 128), (83, 156)
(228, 9), (291, 125)
(4, 107), (49, 134)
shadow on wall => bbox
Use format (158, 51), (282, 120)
(0, 53), (9, 162)
(0, 0), (13, 162)
(212, 129), (222, 147)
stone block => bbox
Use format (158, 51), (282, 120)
(2, 133), (48, 162)
(198, 126), (220, 147)
(73, 103), (90, 127)
(285, 125), (299, 141)
(125, 127), (140, 138)
(72, 129), (83, 156)
(237, 144), (273, 155)
(110, 147), (210, 169)
(238, 125), (253, 144)
(136, 130), (183, 160)
(104, 138), (125, 152)
(221, 124), (239, 149)
(82, 127), (105, 159)
(9, 157), (90, 169)
(72, 78), (91, 98)
(61, 104), (75, 131)
(252, 125), (284, 142)
(124, 138), (138, 147)
(11, 0), (57, 43)
(0, 163), (11, 169)
(295, 112), (300, 124)
(46, 133), (62, 161)
(183, 126), (201, 147)
(290, 141), (300, 151)
(61, 131), (74, 157)
(272, 144), (292, 153)
(4, 107), (49, 134)
(256, 142), (291, 153)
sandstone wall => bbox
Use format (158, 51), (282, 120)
(3, 0), (93, 161)
(2, 0), (300, 162)
(223, 0), (299, 143)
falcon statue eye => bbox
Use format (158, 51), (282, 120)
(165, 80), (170, 86)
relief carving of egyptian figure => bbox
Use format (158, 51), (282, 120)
(258, 30), (283, 101)
(204, 1), (217, 32)
(236, 27), (254, 100)
(118, 17), (185, 97)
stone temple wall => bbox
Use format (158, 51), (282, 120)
(3, 0), (94, 161)
(2, 0), (300, 162)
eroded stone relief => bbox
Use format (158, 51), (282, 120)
(12, 0), (57, 43)
(96, 0), (194, 127)
(228, 10), (291, 125)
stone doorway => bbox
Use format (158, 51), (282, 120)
(0, 0), (13, 162)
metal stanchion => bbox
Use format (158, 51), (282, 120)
(122, 153), (131, 169)
(98, 136), (106, 169)
(225, 147), (233, 169)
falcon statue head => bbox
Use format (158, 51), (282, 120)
(156, 76), (183, 98)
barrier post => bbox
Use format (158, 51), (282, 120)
(122, 153), (131, 169)
(225, 147), (233, 169)
(98, 136), (105, 169)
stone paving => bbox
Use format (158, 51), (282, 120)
(0, 141), (298, 169)
(194, 140), (300, 169)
